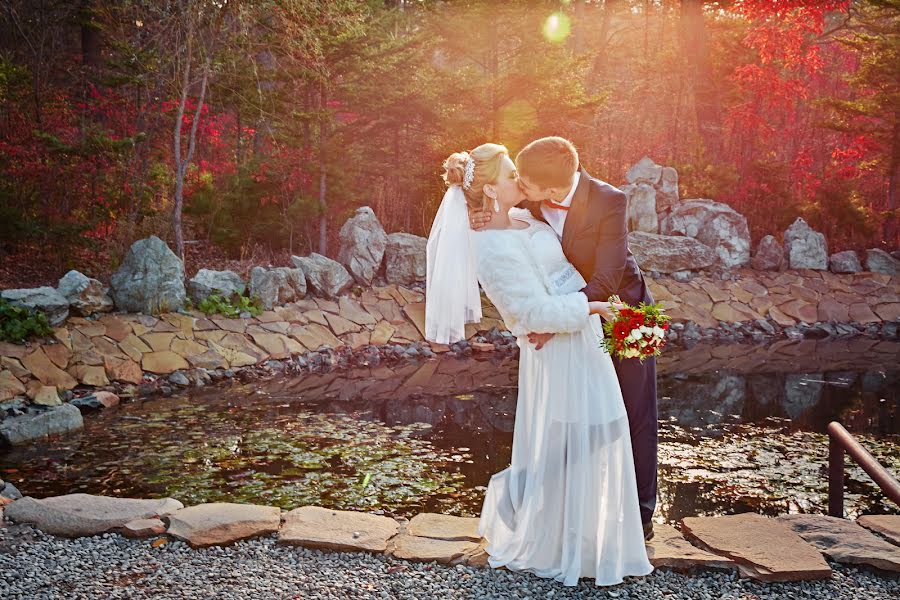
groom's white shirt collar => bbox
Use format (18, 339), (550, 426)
(541, 171), (580, 239)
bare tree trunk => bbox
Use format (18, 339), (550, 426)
(588, 0), (618, 91)
(318, 84), (329, 255)
(173, 27), (211, 262)
(680, 0), (722, 159)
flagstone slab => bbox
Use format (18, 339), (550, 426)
(376, 300), (407, 325)
(212, 317), (246, 333)
(645, 524), (735, 570)
(103, 356), (143, 384)
(290, 324), (342, 351)
(166, 502), (281, 548)
(99, 316), (132, 342)
(141, 332), (176, 352)
(858, 515), (900, 546)
(768, 306), (797, 328)
(170, 338), (208, 358)
(187, 349), (229, 370)
(370, 322), (396, 346)
(873, 302), (900, 322)
(118, 334), (152, 362)
(90, 336), (127, 360)
(260, 321), (291, 335)
(4, 493), (182, 537)
(681, 513), (832, 581)
(122, 517), (166, 538)
(778, 514), (900, 572)
(68, 364), (109, 387)
(403, 302), (427, 338)
(391, 534), (480, 564)
(849, 303), (881, 324)
(218, 333), (267, 362)
(315, 298), (340, 314)
(407, 513), (480, 542)
(209, 341), (256, 368)
(42, 343), (71, 369)
(0, 370), (26, 401)
(818, 298), (850, 323)
(279, 506), (399, 553)
(142, 351), (189, 374)
(343, 331), (371, 350)
(1, 357), (29, 381)
(324, 312), (361, 336)
(339, 297), (377, 326)
(250, 332), (295, 359)
(21, 348), (77, 390)
(303, 310), (329, 327)
(0, 341), (28, 359)
(194, 330), (227, 344)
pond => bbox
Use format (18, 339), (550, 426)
(1, 338), (898, 524)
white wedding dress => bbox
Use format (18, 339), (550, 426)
(473, 209), (653, 587)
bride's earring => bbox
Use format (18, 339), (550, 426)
(493, 197), (500, 213)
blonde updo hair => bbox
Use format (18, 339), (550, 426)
(442, 143), (509, 210)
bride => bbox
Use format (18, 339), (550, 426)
(425, 143), (653, 587)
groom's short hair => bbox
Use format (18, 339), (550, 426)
(516, 137), (579, 189)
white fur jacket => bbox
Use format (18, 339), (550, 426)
(473, 213), (590, 338)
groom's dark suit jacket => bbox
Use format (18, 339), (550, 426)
(523, 167), (653, 306)
(523, 166), (659, 524)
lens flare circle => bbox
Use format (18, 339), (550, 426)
(542, 12), (571, 44)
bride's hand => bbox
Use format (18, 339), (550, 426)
(468, 204), (492, 230)
(588, 301), (616, 321)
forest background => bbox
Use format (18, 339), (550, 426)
(1, 0), (897, 286)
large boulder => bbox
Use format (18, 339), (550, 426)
(0, 404), (83, 446)
(1, 287), (69, 326)
(625, 156), (663, 186)
(384, 233), (427, 285)
(865, 248), (899, 275)
(56, 270), (114, 316)
(291, 253), (353, 299)
(627, 231), (717, 273)
(829, 250), (862, 274)
(109, 236), (187, 314)
(248, 267), (306, 310)
(783, 218), (827, 270)
(338, 207), (388, 286)
(657, 166), (680, 213)
(624, 184), (658, 233)
(4, 493), (183, 537)
(661, 200), (751, 268)
(188, 269), (246, 303)
(751, 235), (785, 271)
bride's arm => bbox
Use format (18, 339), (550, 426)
(476, 235), (592, 334)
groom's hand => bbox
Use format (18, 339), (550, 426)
(527, 332), (555, 350)
(468, 205), (492, 230)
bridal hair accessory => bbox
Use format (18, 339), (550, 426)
(463, 157), (476, 190)
(425, 185), (482, 344)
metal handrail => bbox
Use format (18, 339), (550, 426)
(827, 421), (900, 517)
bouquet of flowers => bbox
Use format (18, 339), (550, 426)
(601, 297), (671, 361)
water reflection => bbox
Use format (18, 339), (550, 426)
(1, 340), (897, 523)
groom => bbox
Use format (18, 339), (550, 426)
(470, 136), (658, 540)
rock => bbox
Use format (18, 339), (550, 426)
(645, 523), (735, 570)
(0, 370), (26, 402)
(109, 236), (187, 314)
(391, 534), (480, 564)
(56, 270), (114, 316)
(1, 480), (23, 501)
(857, 515), (900, 546)
(291, 254), (353, 299)
(1, 286), (69, 326)
(103, 356), (143, 385)
(783, 218), (828, 270)
(32, 385), (61, 407)
(624, 184), (658, 233)
(626, 156), (663, 186)
(166, 502), (281, 547)
(249, 267), (306, 310)
(384, 233), (427, 285)
(141, 351), (189, 375)
(407, 513), (481, 542)
(187, 269), (246, 303)
(279, 506), (399, 553)
(122, 517), (166, 538)
(167, 371), (190, 387)
(4, 493), (182, 537)
(338, 207), (388, 286)
(627, 232), (717, 273)
(751, 235), (785, 271)
(0, 404), (83, 445)
(21, 348), (77, 390)
(865, 248), (900, 275)
(681, 513), (832, 582)
(661, 200), (751, 268)
(778, 514), (900, 572)
(657, 166), (680, 212)
(829, 251), (862, 274)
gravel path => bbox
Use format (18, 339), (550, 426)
(1, 523), (898, 600)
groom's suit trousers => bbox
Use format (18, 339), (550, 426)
(610, 354), (658, 524)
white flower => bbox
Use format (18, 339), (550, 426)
(640, 326), (652, 335)
(653, 326), (665, 338)
(631, 329), (643, 340)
